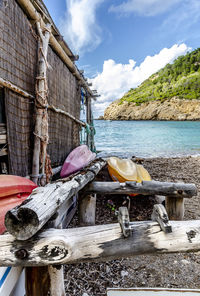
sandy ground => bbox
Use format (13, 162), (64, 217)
(64, 156), (200, 296)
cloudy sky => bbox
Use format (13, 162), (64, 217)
(43, 0), (200, 117)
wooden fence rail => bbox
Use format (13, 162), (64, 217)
(1, 220), (200, 266)
(84, 181), (197, 198)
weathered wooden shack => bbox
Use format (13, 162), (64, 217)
(1, 2), (200, 296)
(0, 0), (96, 183)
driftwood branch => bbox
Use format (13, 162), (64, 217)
(48, 105), (86, 127)
(5, 160), (105, 240)
(85, 181), (197, 198)
(0, 77), (34, 99)
(1, 220), (200, 266)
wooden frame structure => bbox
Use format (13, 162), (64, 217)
(1, 168), (197, 295)
(1, 0), (199, 295)
(0, 0), (97, 180)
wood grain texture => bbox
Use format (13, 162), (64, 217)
(85, 181), (197, 198)
(79, 194), (96, 226)
(5, 160), (105, 240)
(1, 220), (200, 266)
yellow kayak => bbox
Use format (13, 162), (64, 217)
(107, 157), (151, 183)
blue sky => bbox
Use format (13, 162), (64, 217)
(43, 0), (200, 117)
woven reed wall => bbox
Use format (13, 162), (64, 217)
(1, 0), (81, 175)
(47, 47), (81, 167)
(5, 89), (34, 176)
(0, 0), (37, 94)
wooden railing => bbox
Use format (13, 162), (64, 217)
(0, 160), (198, 295)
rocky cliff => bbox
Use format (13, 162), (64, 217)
(103, 97), (200, 120)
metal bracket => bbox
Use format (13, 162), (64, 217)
(118, 207), (130, 237)
(151, 204), (172, 233)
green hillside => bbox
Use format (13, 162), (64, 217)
(120, 48), (200, 105)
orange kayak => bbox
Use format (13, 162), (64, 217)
(0, 175), (37, 234)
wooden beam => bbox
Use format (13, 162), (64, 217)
(5, 160), (106, 240)
(84, 181), (197, 198)
(1, 219), (200, 266)
(0, 77), (34, 99)
(48, 105), (86, 127)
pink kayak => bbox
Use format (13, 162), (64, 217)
(60, 145), (96, 178)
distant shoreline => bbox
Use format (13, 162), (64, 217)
(103, 98), (200, 121)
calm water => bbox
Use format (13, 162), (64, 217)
(94, 120), (200, 158)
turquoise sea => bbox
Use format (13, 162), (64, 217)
(94, 120), (200, 158)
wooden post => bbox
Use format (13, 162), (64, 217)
(48, 265), (65, 296)
(86, 96), (92, 149)
(84, 181), (197, 198)
(25, 266), (50, 296)
(48, 224), (65, 296)
(26, 21), (52, 296)
(79, 194), (96, 226)
(31, 22), (51, 185)
(165, 197), (184, 220)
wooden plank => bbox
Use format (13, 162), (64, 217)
(107, 288), (200, 295)
(5, 160), (105, 240)
(1, 219), (200, 266)
(84, 181), (197, 198)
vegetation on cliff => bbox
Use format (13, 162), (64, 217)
(120, 48), (200, 105)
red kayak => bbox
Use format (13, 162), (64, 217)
(0, 175), (37, 234)
(60, 145), (96, 178)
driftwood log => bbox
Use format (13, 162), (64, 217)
(84, 181), (197, 198)
(5, 160), (106, 240)
(1, 220), (200, 266)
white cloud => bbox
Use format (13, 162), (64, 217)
(109, 0), (181, 17)
(91, 43), (190, 117)
(61, 0), (104, 54)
